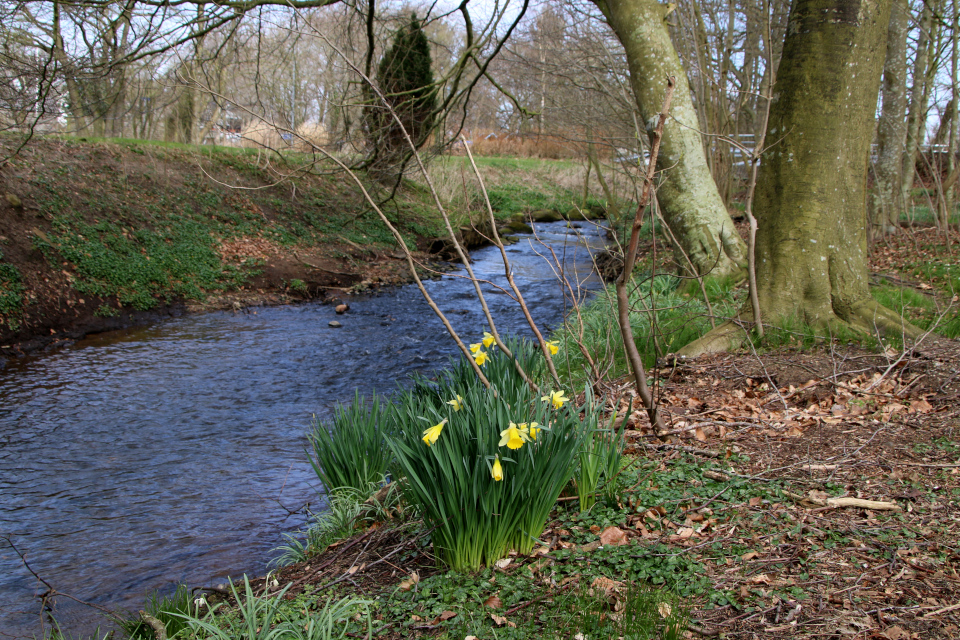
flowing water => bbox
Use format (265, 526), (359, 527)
(0, 221), (606, 637)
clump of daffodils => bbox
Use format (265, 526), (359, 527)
(387, 335), (596, 572)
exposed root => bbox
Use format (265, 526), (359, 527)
(674, 318), (751, 358)
(675, 298), (927, 359)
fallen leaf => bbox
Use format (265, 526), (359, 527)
(398, 571), (420, 591)
(490, 614), (516, 628)
(909, 399), (933, 414)
(833, 616), (875, 635)
(484, 594), (502, 609)
(749, 496), (762, 507)
(599, 526), (630, 546)
(438, 610), (457, 621)
(742, 551), (759, 561)
(657, 602), (673, 618)
(750, 573), (772, 584)
(410, 614), (423, 622)
(694, 427), (707, 441)
(591, 576), (624, 597)
(881, 626), (911, 639)
(494, 558), (512, 570)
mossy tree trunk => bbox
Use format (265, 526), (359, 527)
(678, 0), (922, 356)
(593, 0), (747, 279)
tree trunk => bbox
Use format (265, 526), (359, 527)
(594, 0), (747, 279)
(872, 0), (909, 236)
(678, 0), (921, 356)
(900, 0), (935, 205)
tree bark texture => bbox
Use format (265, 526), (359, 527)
(872, 0), (909, 235)
(595, 0), (747, 279)
(754, 0), (916, 334)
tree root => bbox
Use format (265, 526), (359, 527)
(674, 318), (751, 358)
(674, 297), (926, 359)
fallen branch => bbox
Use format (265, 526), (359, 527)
(140, 611), (167, 640)
(782, 490), (900, 511)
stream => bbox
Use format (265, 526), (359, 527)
(0, 220), (607, 637)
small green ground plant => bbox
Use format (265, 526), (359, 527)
(0, 261), (24, 330)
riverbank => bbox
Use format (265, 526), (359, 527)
(0, 137), (606, 360)
(194, 342), (960, 640)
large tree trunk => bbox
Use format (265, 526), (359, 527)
(872, 0), (909, 236)
(678, 0), (921, 356)
(593, 0), (747, 279)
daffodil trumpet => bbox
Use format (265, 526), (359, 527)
(421, 418), (447, 446)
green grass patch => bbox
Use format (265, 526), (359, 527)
(552, 275), (740, 388)
(37, 216), (252, 310)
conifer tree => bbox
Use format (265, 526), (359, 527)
(366, 14), (437, 181)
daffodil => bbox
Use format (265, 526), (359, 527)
(546, 340), (559, 355)
(528, 422), (540, 440)
(446, 395), (464, 412)
(499, 422), (530, 450)
(491, 457), (503, 481)
(541, 390), (570, 410)
(482, 331), (496, 349)
(470, 342), (482, 355)
(474, 351), (489, 366)
(421, 419), (447, 446)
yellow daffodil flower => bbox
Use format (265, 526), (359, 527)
(528, 422), (540, 440)
(421, 419), (447, 446)
(470, 342), (482, 355)
(482, 331), (496, 349)
(499, 422), (530, 450)
(491, 457), (503, 481)
(546, 340), (559, 355)
(447, 395), (464, 412)
(541, 390), (570, 410)
(475, 351), (489, 366)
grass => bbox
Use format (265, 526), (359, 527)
(552, 274), (740, 388)
(119, 584), (197, 640)
(10, 136), (455, 314)
(308, 392), (394, 495)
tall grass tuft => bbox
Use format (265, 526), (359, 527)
(308, 392), (393, 495)
(386, 338), (594, 571)
(120, 584), (196, 640)
(174, 576), (368, 640)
